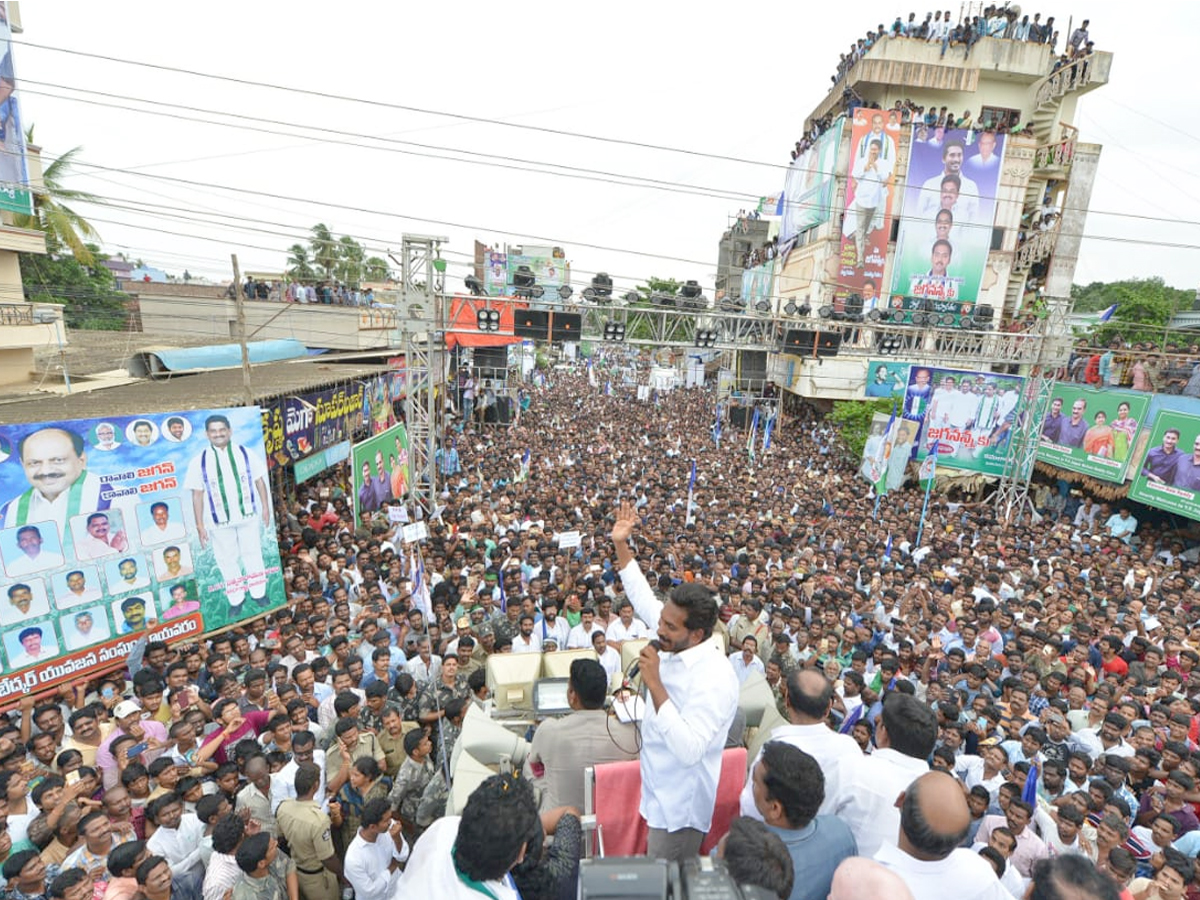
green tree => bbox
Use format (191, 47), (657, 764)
(20, 240), (126, 330)
(309, 223), (338, 280)
(827, 399), (894, 461)
(634, 276), (681, 303)
(286, 244), (316, 282)
(14, 127), (102, 265)
(1071, 277), (1191, 316)
(363, 257), (389, 282)
(1088, 279), (1179, 346)
(335, 235), (365, 285)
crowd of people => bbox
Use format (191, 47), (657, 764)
(5, 358), (1200, 900)
(831, 8), (1094, 85)
(1066, 341), (1200, 397)
(231, 278), (385, 309)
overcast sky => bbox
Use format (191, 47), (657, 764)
(14, 1), (1198, 298)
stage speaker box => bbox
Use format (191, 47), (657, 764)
(550, 312), (582, 341)
(782, 330), (815, 354)
(816, 331), (842, 357)
(974, 304), (995, 326)
(494, 397), (513, 424)
(514, 309), (550, 340)
(739, 350), (768, 382)
(730, 406), (749, 428)
(474, 346), (506, 373)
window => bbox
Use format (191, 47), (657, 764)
(979, 106), (1021, 129)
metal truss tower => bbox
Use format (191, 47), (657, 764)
(993, 297), (1072, 523)
(396, 235), (448, 517)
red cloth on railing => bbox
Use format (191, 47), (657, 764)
(591, 748), (747, 857)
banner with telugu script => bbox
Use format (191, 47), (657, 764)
(0, 408), (285, 697)
(1128, 410), (1200, 522)
(262, 383), (367, 468)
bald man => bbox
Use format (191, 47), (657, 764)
(829, 858), (914, 900)
(874, 772), (1016, 900)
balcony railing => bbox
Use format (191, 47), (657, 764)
(1033, 124), (1078, 171)
(1035, 57), (1095, 107)
(1014, 226), (1060, 271)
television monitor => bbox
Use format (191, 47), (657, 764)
(487, 651), (543, 712)
(533, 677), (572, 716)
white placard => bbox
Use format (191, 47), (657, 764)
(557, 530), (581, 549)
(387, 506), (407, 523)
(403, 522), (428, 543)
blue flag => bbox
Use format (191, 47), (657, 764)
(1022, 761), (1040, 806)
(498, 568), (508, 612)
(839, 705), (864, 735)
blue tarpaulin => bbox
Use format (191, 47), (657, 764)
(128, 339), (309, 377)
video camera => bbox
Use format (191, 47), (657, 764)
(579, 857), (777, 900)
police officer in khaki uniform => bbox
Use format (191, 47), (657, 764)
(275, 762), (340, 900)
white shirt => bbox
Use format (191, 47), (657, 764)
(728, 652), (765, 684)
(567, 621), (604, 649)
(596, 645), (622, 678)
(184, 441), (266, 526)
(606, 617), (650, 644)
(6, 550), (64, 575)
(512, 633), (543, 654)
(537, 616), (570, 648)
(874, 843), (1017, 900)
(953, 755), (1009, 802)
(203, 851), (241, 900)
(839, 747), (932, 857)
(404, 655), (442, 684)
(59, 587), (103, 608)
(75, 533), (121, 561)
(271, 749), (328, 812)
(143, 520), (188, 545)
(0, 472), (110, 534)
(344, 830), (409, 900)
(146, 813), (206, 876)
(738, 721), (864, 820)
(399, 816), (519, 900)
(619, 559), (740, 832)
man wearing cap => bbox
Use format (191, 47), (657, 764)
(96, 699), (170, 790)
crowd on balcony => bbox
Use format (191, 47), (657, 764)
(831, 8), (1095, 86)
(230, 278), (384, 308)
(1065, 340), (1200, 397)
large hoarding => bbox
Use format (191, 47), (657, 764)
(836, 109), (902, 315)
(0, 409), (285, 697)
(351, 424), (410, 525)
(888, 129), (1007, 321)
(865, 361), (911, 400)
(1036, 386), (1150, 483)
(1128, 411), (1200, 521)
(261, 384), (366, 469)
(905, 365), (1024, 476)
(0, 4), (30, 215)
(780, 118), (844, 242)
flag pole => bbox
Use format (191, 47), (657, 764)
(915, 442), (939, 549)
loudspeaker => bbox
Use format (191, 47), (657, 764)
(474, 346), (506, 373)
(730, 406), (749, 427)
(843, 293), (864, 319)
(551, 312), (582, 341)
(816, 331), (842, 357)
(974, 304), (995, 325)
(783, 330), (816, 353)
(514, 309), (550, 339)
(739, 350), (768, 382)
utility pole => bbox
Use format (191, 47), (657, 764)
(231, 253), (254, 408)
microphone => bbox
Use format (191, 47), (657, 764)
(627, 640), (662, 681)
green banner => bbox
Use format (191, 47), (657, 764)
(1128, 411), (1200, 521)
(294, 440), (352, 484)
(1036, 386), (1150, 483)
(351, 424), (409, 525)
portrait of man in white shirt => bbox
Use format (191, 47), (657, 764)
(105, 556), (151, 593)
(53, 566), (104, 609)
(71, 510), (130, 561)
(139, 499), (188, 546)
(1, 522), (65, 576)
(62, 606), (111, 651)
(1, 579), (52, 627)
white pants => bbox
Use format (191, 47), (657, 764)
(209, 518), (267, 605)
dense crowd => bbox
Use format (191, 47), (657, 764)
(6, 357), (1200, 900)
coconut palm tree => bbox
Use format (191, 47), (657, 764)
(310, 223), (338, 280)
(286, 243), (316, 282)
(14, 126), (101, 265)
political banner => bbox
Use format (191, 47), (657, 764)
(860, 412), (918, 493)
(262, 384), (366, 468)
(351, 423), (410, 525)
(836, 109), (902, 315)
(294, 440), (351, 484)
(741, 260), (775, 310)
(780, 118), (844, 242)
(889, 129), (1007, 319)
(1036, 386), (1150, 483)
(1128, 411), (1200, 521)
(0, 4), (31, 215)
(0, 409), (285, 697)
(864, 361), (911, 399)
(905, 366), (1024, 476)
(483, 249), (507, 296)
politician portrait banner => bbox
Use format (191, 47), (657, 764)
(1128, 411), (1200, 522)
(889, 128), (1007, 319)
(1036, 385), (1150, 483)
(864, 361), (911, 399)
(836, 109), (902, 316)
(780, 118), (844, 242)
(741, 260), (775, 310)
(0, 4), (30, 215)
(0, 408), (285, 696)
(351, 423), (410, 525)
(904, 365), (1024, 476)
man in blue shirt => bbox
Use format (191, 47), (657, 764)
(1142, 428), (1182, 483)
(748, 741), (857, 900)
(1171, 435), (1200, 493)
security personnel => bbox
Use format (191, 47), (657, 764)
(275, 762), (340, 900)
